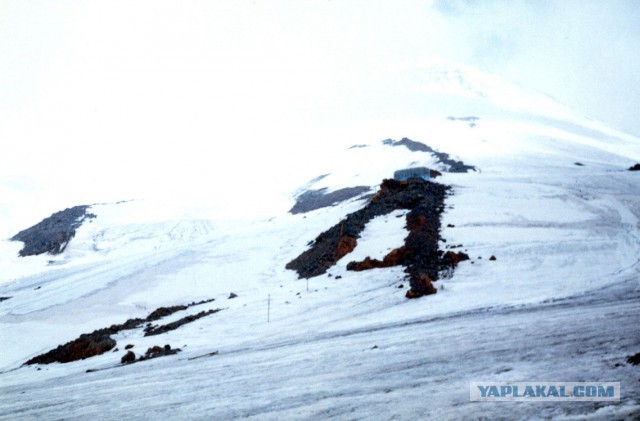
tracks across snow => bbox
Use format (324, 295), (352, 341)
(1, 154), (640, 419)
(1, 276), (638, 419)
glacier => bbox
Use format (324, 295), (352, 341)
(1, 65), (639, 419)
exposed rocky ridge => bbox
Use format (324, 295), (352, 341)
(290, 186), (372, 214)
(289, 139), (470, 215)
(25, 299), (217, 365)
(286, 178), (468, 298)
(144, 309), (222, 336)
(347, 216), (469, 299)
(120, 345), (181, 366)
(11, 205), (96, 257)
(629, 163), (640, 171)
(383, 138), (476, 173)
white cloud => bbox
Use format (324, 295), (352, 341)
(1, 0), (638, 227)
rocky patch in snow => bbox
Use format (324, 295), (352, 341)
(286, 178), (464, 298)
(627, 352), (640, 366)
(383, 138), (476, 173)
(440, 250), (471, 267)
(429, 169), (443, 178)
(120, 345), (181, 365)
(11, 205), (96, 257)
(25, 331), (117, 365)
(628, 163), (640, 171)
(290, 186), (372, 214)
(347, 193), (469, 298)
(25, 299), (217, 365)
(144, 309), (222, 336)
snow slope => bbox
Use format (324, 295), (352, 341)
(1, 66), (639, 419)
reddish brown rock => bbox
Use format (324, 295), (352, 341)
(146, 305), (188, 321)
(406, 214), (428, 231)
(336, 236), (357, 260)
(121, 351), (136, 364)
(25, 333), (116, 365)
(405, 275), (437, 299)
(24, 299), (215, 366)
(347, 246), (409, 272)
(145, 346), (164, 356)
(382, 247), (407, 266)
(143, 308), (222, 337)
(442, 251), (470, 267)
(286, 178), (458, 298)
(346, 256), (382, 271)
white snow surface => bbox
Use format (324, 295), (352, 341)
(1, 72), (640, 419)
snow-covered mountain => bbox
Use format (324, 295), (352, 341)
(1, 65), (639, 419)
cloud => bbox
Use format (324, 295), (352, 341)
(0, 0), (638, 224)
(429, 0), (640, 135)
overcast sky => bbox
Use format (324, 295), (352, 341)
(1, 0), (639, 226)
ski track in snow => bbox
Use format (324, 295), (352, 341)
(1, 113), (640, 419)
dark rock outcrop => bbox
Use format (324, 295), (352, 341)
(11, 205), (96, 257)
(121, 351), (136, 364)
(26, 332), (116, 365)
(143, 309), (222, 337)
(405, 275), (437, 299)
(290, 186), (372, 214)
(383, 137), (431, 152)
(383, 138), (476, 173)
(628, 163), (640, 171)
(287, 179), (448, 279)
(140, 345), (180, 360)
(25, 299), (218, 365)
(146, 305), (188, 321)
(441, 251), (470, 267)
(121, 345), (181, 365)
(287, 178), (465, 298)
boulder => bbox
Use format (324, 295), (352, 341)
(406, 275), (437, 299)
(121, 351), (136, 364)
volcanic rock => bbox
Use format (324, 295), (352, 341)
(121, 351), (136, 364)
(11, 205), (96, 257)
